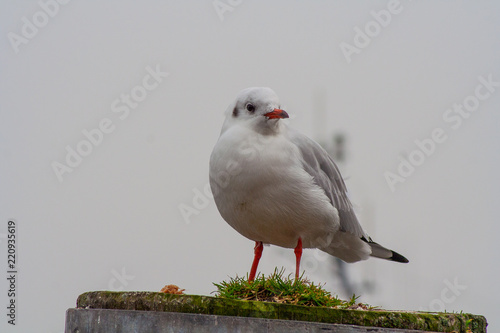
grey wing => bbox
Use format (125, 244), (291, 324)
(288, 129), (367, 239)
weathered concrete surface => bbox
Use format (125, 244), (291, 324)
(65, 308), (435, 333)
(73, 291), (487, 333)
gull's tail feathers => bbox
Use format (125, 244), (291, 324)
(363, 238), (409, 263)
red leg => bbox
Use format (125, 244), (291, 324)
(294, 238), (303, 280)
(248, 241), (263, 282)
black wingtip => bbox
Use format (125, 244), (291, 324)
(390, 251), (409, 263)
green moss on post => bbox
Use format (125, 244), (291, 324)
(76, 291), (486, 333)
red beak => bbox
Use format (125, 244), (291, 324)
(264, 109), (289, 119)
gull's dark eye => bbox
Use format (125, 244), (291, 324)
(246, 103), (255, 113)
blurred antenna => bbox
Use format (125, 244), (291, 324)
(329, 131), (356, 297)
(313, 87), (356, 297)
(328, 118), (376, 299)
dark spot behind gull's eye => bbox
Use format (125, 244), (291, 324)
(232, 106), (238, 117)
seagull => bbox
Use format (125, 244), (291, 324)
(209, 87), (408, 281)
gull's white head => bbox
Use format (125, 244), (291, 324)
(221, 87), (289, 135)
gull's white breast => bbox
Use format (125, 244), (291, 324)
(209, 124), (340, 249)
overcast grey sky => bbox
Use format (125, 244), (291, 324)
(1, 1), (499, 332)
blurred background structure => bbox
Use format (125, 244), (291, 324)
(1, 1), (499, 332)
